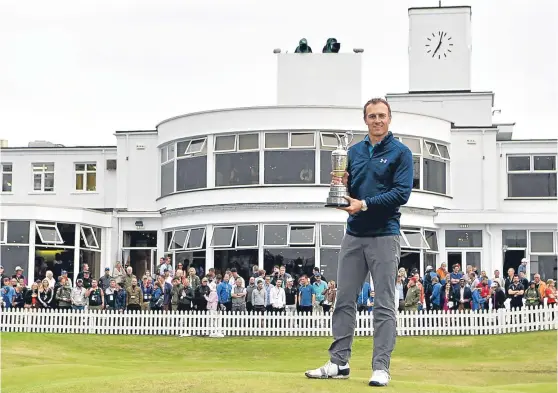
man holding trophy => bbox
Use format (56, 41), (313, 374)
(305, 98), (414, 387)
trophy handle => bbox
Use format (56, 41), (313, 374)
(345, 131), (354, 146)
(334, 131), (354, 149)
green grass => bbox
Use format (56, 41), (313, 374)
(1, 332), (556, 393)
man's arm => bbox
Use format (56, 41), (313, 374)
(364, 148), (413, 209)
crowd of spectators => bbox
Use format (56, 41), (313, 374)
(2, 259), (555, 320)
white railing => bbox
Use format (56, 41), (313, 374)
(1, 305), (556, 337)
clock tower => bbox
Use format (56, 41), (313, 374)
(408, 6), (472, 92)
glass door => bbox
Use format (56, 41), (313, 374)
(122, 249), (155, 279)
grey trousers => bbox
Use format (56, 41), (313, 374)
(328, 234), (399, 372)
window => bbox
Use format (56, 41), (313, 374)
(423, 143), (447, 194)
(211, 226), (235, 248)
(530, 232), (555, 254)
(211, 224), (259, 248)
(160, 144), (176, 196)
(319, 132), (354, 184)
(502, 230), (527, 248)
(424, 141), (450, 159)
(1, 163), (12, 192)
(176, 137), (207, 191)
(400, 229), (430, 249)
(215, 134), (259, 187)
(264, 132), (315, 185)
(263, 224), (288, 246)
(36, 223), (63, 245)
(529, 255), (557, 281)
(507, 155), (557, 198)
(320, 224), (345, 247)
(75, 163), (97, 192)
(0, 221), (6, 244)
(288, 225), (315, 245)
(424, 230), (438, 251)
(445, 230), (483, 248)
(167, 228), (205, 251)
(32, 163), (55, 192)
(80, 226), (99, 249)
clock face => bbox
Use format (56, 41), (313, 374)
(425, 31), (453, 59)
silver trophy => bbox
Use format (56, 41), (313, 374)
(325, 131), (353, 207)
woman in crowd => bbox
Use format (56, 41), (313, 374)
(38, 278), (54, 308)
(322, 280), (336, 314)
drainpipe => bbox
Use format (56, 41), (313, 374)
(486, 224), (493, 273)
(480, 130), (485, 210)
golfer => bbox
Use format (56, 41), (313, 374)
(305, 98), (413, 387)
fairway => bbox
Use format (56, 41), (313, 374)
(1, 332), (556, 393)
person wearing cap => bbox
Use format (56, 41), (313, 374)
(524, 281), (540, 307)
(70, 279), (88, 310)
(518, 258), (528, 275)
(194, 277), (210, 311)
(422, 265), (439, 311)
(403, 277), (420, 312)
(99, 267), (113, 291)
(80, 271), (92, 289)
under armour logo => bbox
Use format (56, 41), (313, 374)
(380, 158), (388, 164)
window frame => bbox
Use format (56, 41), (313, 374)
(235, 224), (259, 248)
(74, 162), (97, 192)
(214, 133), (260, 153)
(36, 223), (64, 245)
(319, 223), (346, 248)
(211, 226), (236, 248)
(169, 230), (190, 251)
(319, 133), (339, 149)
(1, 163), (12, 193)
(184, 227), (206, 250)
(177, 137), (208, 158)
(263, 224), (289, 246)
(445, 229), (483, 248)
(263, 131), (316, 150)
(32, 162), (55, 193)
(80, 225), (99, 249)
(400, 229), (430, 250)
(528, 231), (556, 255)
(0, 220), (6, 244)
(287, 224), (316, 246)
(506, 154), (557, 199)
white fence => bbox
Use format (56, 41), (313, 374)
(1, 305), (556, 337)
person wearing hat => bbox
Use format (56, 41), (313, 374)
(524, 281), (540, 308)
(489, 281), (506, 310)
(422, 265), (439, 311)
(12, 266), (26, 286)
(98, 267), (113, 291)
(403, 277), (420, 312)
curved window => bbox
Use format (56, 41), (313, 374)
(215, 134), (259, 187)
(264, 132), (315, 185)
(160, 144), (175, 197)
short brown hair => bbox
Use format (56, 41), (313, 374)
(363, 97), (392, 118)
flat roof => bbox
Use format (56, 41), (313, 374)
(0, 145), (117, 151)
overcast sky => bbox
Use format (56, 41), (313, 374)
(1, 0), (556, 147)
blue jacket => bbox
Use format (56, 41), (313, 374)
(471, 289), (486, 311)
(357, 282), (371, 306)
(346, 132), (414, 237)
(430, 282), (442, 306)
(217, 281), (232, 304)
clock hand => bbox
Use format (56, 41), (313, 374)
(433, 36), (443, 57)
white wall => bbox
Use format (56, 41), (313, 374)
(0, 147), (117, 209)
(115, 132), (159, 212)
(276, 53), (362, 107)
(386, 93), (493, 127)
(408, 6), (472, 92)
(156, 106), (451, 146)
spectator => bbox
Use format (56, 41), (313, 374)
(441, 280), (454, 311)
(104, 279), (119, 311)
(492, 270), (504, 288)
(533, 274), (547, 304)
(123, 267), (136, 290)
(12, 266), (26, 286)
(524, 281), (539, 307)
(322, 281), (337, 314)
(126, 278), (143, 311)
(0, 266), (7, 286)
(86, 279), (104, 311)
(430, 277), (442, 311)
(1, 279), (16, 309)
(158, 275), (172, 311)
(455, 278), (472, 312)
(98, 268), (113, 290)
(71, 279), (88, 311)
(150, 282), (164, 311)
(544, 280), (556, 306)
(45, 270), (56, 288)
(24, 282), (39, 309)
(357, 280), (372, 312)
(56, 277), (72, 310)
(436, 263), (448, 280)
(231, 277), (247, 312)
(518, 258), (528, 275)
(518, 271), (529, 290)
(217, 274), (232, 311)
(81, 271), (92, 289)
(263, 276), (273, 312)
(113, 262), (125, 285)
(269, 278), (285, 313)
(141, 276), (154, 311)
(508, 275), (524, 310)
(490, 282), (506, 309)
(251, 279), (266, 313)
(312, 274), (327, 314)
(423, 266), (438, 310)
(504, 268), (515, 296)
(449, 264), (463, 291)
(395, 275), (405, 312)
(310, 267), (325, 284)
(195, 277), (210, 311)
(188, 267), (201, 292)
(170, 277), (182, 311)
(298, 276), (314, 313)
(284, 278), (298, 315)
(245, 277), (256, 313)
(228, 268), (245, 288)
(471, 285), (486, 311)
(178, 277), (194, 312)
(478, 276), (491, 310)
(38, 278), (54, 308)
(404, 277), (420, 312)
